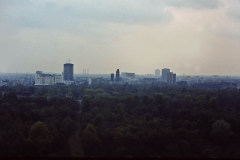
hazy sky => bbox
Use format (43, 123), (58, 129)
(1, 0), (240, 75)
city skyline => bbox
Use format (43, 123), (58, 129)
(2, 65), (240, 77)
(1, 0), (240, 75)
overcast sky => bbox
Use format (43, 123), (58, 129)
(0, 0), (240, 75)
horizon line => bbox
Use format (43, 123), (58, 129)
(0, 72), (240, 77)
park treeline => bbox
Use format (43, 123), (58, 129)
(0, 84), (240, 157)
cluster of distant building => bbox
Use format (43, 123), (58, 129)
(0, 74), (34, 87)
(161, 68), (177, 84)
(35, 63), (74, 86)
(34, 63), (178, 86)
(110, 69), (136, 83)
(109, 68), (176, 85)
(0, 79), (9, 87)
(2, 62), (240, 90)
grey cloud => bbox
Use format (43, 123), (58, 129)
(150, 0), (222, 9)
(227, 0), (240, 20)
(228, 11), (240, 20)
(170, 0), (222, 9)
(0, 0), (32, 7)
(3, 0), (173, 30)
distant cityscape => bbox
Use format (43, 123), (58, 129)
(1, 62), (240, 90)
(33, 63), (178, 86)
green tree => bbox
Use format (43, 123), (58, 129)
(81, 123), (101, 157)
(94, 114), (103, 127)
(82, 98), (90, 112)
(29, 121), (52, 144)
(209, 97), (217, 108)
(210, 120), (232, 144)
(6, 91), (17, 99)
(27, 121), (52, 156)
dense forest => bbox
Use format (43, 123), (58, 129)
(1, 84), (240, 157)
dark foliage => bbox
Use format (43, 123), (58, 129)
(1, 85), (240, 158)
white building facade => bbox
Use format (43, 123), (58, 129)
(35, 71), (63, 86)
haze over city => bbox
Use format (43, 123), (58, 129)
(1, 0), (240, 75)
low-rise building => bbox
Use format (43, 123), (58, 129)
(121, 72), (136, 79)
(35, 71), (63, 86)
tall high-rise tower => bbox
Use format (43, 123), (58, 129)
(155, 69), (160, 78)
(63, 63), (74, 81)
(116, 69), (120, 82)
(162, 68), (170, 82)
(111, 73), (114, 82)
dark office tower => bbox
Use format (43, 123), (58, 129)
(167, 72), (177, 85)
(111, 73), (114, 82)
(116, 69), (120, 82)
(162, 68), (170, 82)
(167, 72), (173, 84)
(64, 63), (74, 81)
(173, 73), (176, 84)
